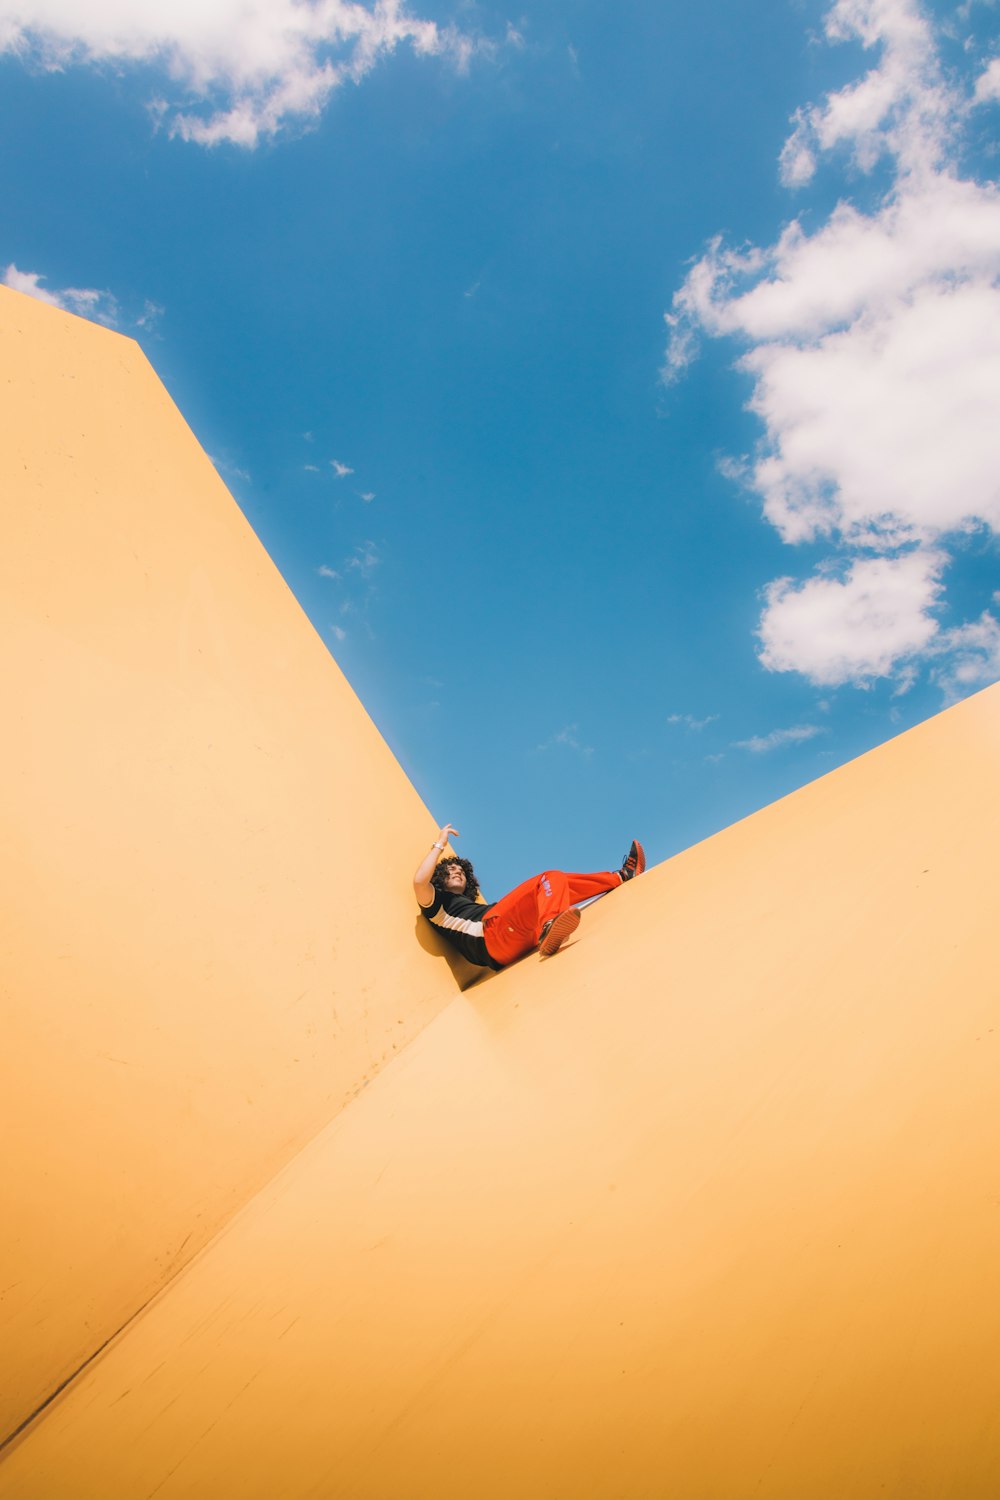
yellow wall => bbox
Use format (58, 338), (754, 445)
(3, 663), (999, 1493)
(0, 286), (468, 1444)
(4, 282), (999, 1493)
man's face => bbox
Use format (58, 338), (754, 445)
(443, 863), (467, 894)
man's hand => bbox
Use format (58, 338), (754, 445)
(413, 823), (459, 907)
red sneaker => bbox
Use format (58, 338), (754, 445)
(538, 907), (581, 957)
(620, 839), (646, 881)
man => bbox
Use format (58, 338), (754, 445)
(413, 824), (646, 969)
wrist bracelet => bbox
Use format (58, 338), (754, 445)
(432, 842), (444, 850)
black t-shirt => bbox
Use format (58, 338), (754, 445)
(420, 887), (502, 970)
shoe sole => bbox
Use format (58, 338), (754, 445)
(622, 839), (646, 880)
(539, 906), (581, 957)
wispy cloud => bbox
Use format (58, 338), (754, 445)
(5, 262), (117, 326)
(358, 490), (375, 503)
(929, 610), (1000, 704)
(0, 0), (483, 148)
(135, 299), (164, 331)
(303, 463), (320, 473)
(5, 262), (165, 335)
(732, 724), (825, 754)
(665, 0), (1000, 698)
(535, 723), (594, 757)
(210, 453), (250, 484)
(348, 539), (379, 576)
(331, 459), (354, 478)
(318, 545), (380, 637)
(667, 712), (719, 731)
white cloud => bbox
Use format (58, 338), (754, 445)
(973, 56), (1000, 104)
(317, 563), (340, 579)
(4, 261), (120, 323)
(5, 263), (164, 334)
(777, 0), (952, 183)
(758, 551), (943, 685)
(330, 623), (347, 641)
(665, 0), (1000, 696)
(5, 263), (66, 306)
(331, 459), (354, 478)
(732, 724), (826, 753)
(929, 609), (1000, 702)
(741, 271), (1000, 547)
(0, 0), (477, 148)
(359, 490), (375, 502)
(679, 179), (1000, 367)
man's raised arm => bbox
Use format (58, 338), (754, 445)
(413, 823), (459, 908)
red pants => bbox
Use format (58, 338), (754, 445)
(482, 869), (622, 967)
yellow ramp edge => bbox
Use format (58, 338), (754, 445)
(3, 672), (999, 1496)
(0, 286), (472, 1445)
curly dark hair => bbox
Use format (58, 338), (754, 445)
(431, 855), (481, 901)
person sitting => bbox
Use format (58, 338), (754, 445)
(414, 824), (645, 969)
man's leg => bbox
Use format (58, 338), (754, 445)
(565, 870), (623, 904)
(482, 873), (554, 966)
(483, 869), (622, 966)
(536, 870), (622, 956)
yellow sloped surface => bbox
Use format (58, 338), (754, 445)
(0, 285), (467, 1442)
(3, 684), (998, 1497)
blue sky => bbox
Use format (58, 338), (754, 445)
(4, 0), (999, 895)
